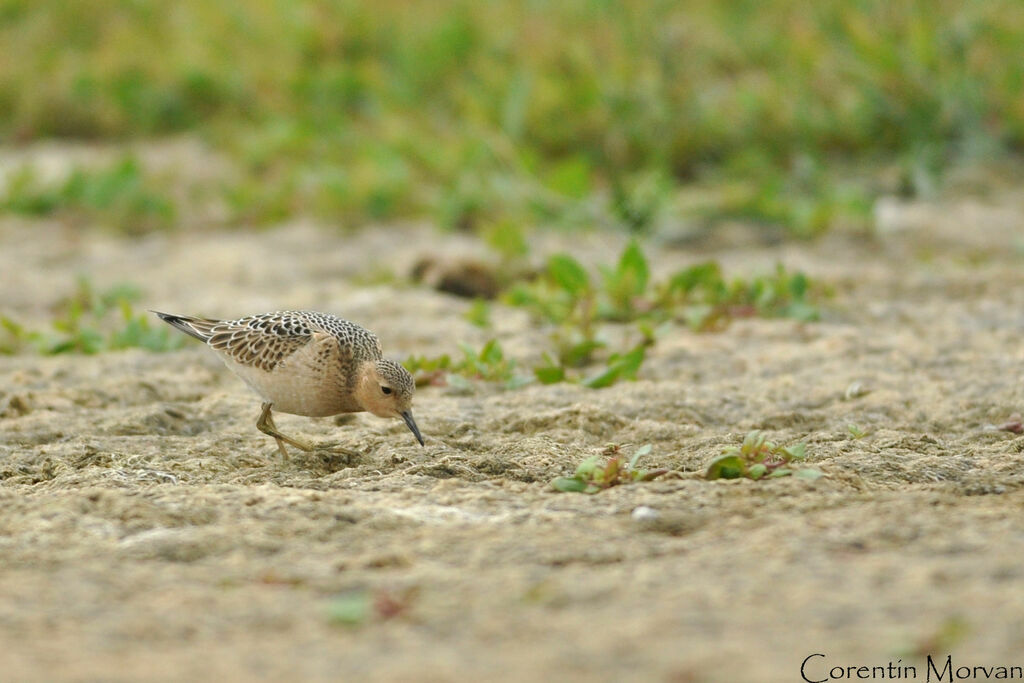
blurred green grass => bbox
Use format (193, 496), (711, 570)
(1, 0), (1021, 233)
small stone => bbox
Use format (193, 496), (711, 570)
(631, 505), (660, 522)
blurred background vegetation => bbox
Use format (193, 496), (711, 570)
(1, 0), (1022, 236)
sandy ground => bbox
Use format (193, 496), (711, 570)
(3, 188), (1024, 682)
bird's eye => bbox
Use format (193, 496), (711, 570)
(381, 386), (393, 395)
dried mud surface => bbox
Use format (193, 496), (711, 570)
(3, 195), (1024, 682)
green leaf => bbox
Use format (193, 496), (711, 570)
(504, 374), (534, 390)
(705, 454), (746, 480)
(783, 301), (819, 322)
(560, 338), (605, 367)
(667, 261), (722, 295)
(781, 443), (807, 460)
(403, 353), (452, 375)
(1, 316), (25, 337)
(502, 285), (541, 309)
(534, 363), (565, 385)
(767, 467), (793, 478)
(573, 455), (602, 478)
(464, 299), (491, 328)
(547, 254), (590, 297)
(327, 591), (372, 626)
(479, 338), (503, 365)
(613, 345), (645, 378)
(682, 304), (715, 331)
(445, 373), (473, 392)
(545, 156), (593, 199)
(628, 444), (653, 470)
(582, 366), (619, 389)
(551, 477), (588, 493)
(847, 423), (868, 439)
(616, 240), (650, 297)
(788, 270), (808, 298)
(748, 463), (768, 480)
(794, 468), (824, 480)
(741, 431), (767, 455)
(484, 221), (528, 260)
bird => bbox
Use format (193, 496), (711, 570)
(152, 310), (424, 457)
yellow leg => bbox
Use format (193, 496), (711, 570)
(256, 402), (312, 458)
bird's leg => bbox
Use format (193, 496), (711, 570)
(256, 402), (313, 458)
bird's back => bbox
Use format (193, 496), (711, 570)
(156, 310), (382, 367)
(281, 311), (383, 362)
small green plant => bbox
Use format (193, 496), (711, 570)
(405, 337), (647, 391)
(404, 339), (530, 389)
(1, 158), (176, 233)
(660, 261), (820, 331)
(610, 169), (672, 233)
(0, 279), (183, 355)
(533, 342), (647, 388)
(483, 221), (529, 263)
(0, 317), (36, 355)
(455, 339), (521, 384)
(504, 242), (653, 388)
(505, 252), (595, 329)
(327, 588), (416, 627)
(408, 242), (822, 392)
(597, 239), (651, 321)
(403, 352), (454, 387)
(532, 354), (566, 385)
(464, 299), (491, 328)
(847, 423), (869, 439)
(506, 241), (821, 388)
(551, 444), (667, 494)
(505, 241), (655, 328)
(327, 591), (372, 627)
(705, 431), (822, 481)
(703, 165), (873, 238)
(580, 344), (647, 389)
(509, 242), (820, 332)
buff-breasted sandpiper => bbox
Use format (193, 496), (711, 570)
(153, 310), (423, 456)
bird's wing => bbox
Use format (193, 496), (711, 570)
(206, 314), (325, 372)
(152, 311), (223, 342)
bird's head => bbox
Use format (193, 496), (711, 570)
(355, 358), (423, 446)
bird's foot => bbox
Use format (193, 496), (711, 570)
(313, 441), (364, 459)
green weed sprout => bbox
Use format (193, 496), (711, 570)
(408, 241), (823, 391)
(0, 279), (183, 355)
(552, 444), (667, 494)
(404, 338), (530, 389)
(2, 158), (175, 234)
(706, 431), (821, 481)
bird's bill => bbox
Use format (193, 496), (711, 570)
(401, 410), (425, 446)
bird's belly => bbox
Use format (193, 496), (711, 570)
(223, 359), (359, 417)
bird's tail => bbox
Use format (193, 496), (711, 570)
(151, 311), (221, 343)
